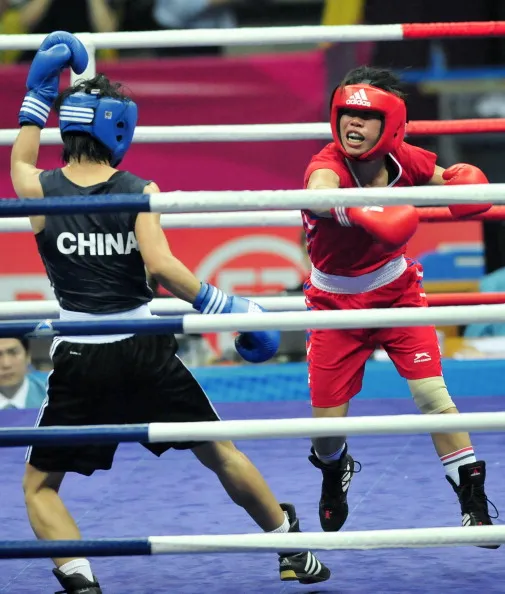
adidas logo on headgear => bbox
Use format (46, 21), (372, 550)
(346, 89), (371, 107)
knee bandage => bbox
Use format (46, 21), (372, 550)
(408, 377), (455, 414)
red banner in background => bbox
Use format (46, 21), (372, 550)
(0, 50), (481, 310)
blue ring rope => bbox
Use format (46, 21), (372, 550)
(0, 195), (150, 216)
(0, 424), (150, 447)
(0, 539), (150, 559)
(0, 317), (185, 338)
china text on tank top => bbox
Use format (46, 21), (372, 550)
(36, 169), (153, 314)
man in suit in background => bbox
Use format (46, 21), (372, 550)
(0, 338), (46, 409)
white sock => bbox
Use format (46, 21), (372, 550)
(441, 447), (477, 486)
(59, 558), (94, 582)
(269, 512), (290, 533)
(315, 443), (346, 465)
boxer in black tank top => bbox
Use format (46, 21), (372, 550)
(11, 43), (330, 594)
(36, 168), (153, 314)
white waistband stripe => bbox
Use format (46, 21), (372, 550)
(310, 256), (407, 294)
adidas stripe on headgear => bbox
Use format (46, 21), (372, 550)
(59, 89), (137, 166)
(330, 84), (406, 160)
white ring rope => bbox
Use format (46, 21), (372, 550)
(0, 218), (31, 232)
(148, 526), (505, 552)
(0, 118), (501, 147)
(0, 297), (304, 319)
(0, 204), (501, 233)
(0, 124), (331, 147)
(146, 411), (505, 441)
(0, 212), (302, 233)
(0, 25), (404, 51)
(6, 186), (503, 230)
(179, 305), (505, 333)
(0, 304), (503, 328)
(1, 187), (501, 216)
(0, 186), (501, 228)
(151, 186), (505, 213)
(1, 304), (504, 326)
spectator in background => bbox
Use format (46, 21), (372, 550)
(19, 0), (118, 34)
(1, 0), (120, 63)
(0, 0), (31, 63)
(121, 0), (239, 58)
(0, 338), (46, 410)
(153, 0), (236, 31)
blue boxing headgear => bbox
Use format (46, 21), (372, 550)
(59, 90), (137, 166)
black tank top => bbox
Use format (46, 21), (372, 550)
(36, 169), (153, 314)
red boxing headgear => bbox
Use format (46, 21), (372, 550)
(330, 83), (407, 161)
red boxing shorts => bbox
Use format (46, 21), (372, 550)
(305, 261), (443, 408)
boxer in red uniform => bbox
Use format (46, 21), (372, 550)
(303, 66), (498, 543)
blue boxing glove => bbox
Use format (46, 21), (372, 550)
(19, 31), (88, 129)
(193, 283), (280, 363)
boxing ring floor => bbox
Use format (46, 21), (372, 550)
(1, 397), (503, 594)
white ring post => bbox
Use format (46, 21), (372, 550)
(72, 35), (97, 83)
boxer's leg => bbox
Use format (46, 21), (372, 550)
(307, 326), (370, 531)
(24, 339), (124, 594)
(140, 337), (331, 584)
(382, 324), (499, 542)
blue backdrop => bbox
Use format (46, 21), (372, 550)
(29, 359), (505, 404)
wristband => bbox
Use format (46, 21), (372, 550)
(19, 93), (52, 129)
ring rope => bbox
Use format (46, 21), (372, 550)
(416, 206), (505, 222)
(1, 526), (504, 558)
(0, 186), (503, 218)
(3, 305), (505, 338)
(1, 22), (505, 51)
(1, 119), (504, 147)
(0, 412), (505, 447)
(3, 206), (505, 233)
(0, 293), (504, 320)
(1, 412), (504, 447)
(1, 293), (503, 320)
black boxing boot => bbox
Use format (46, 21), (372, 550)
(53, 569), (102, 594)
(278, 503), (331, 584)
(446, 460), (500, 549)
(309, 444), (358, 531)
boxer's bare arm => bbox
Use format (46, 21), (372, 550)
(11, 125), (45, 233)
(306, 168), (340, 217)
(136, 182), (201, 303)
(10, 125), (44, 199)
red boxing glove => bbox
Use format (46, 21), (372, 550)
(442, 163), (492, 218)
(332, 205), (419, 249)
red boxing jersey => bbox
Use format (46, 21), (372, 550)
(302, 141), (437, 276)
